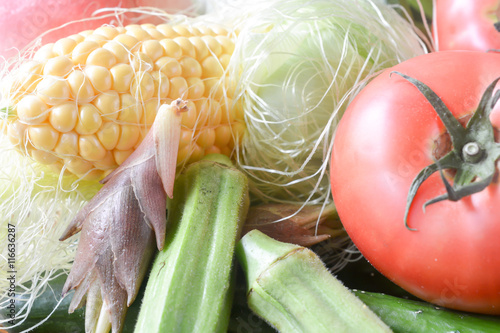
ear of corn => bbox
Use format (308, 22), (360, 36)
(1, 23), (246, 180)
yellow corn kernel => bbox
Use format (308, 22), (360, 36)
(234, 99), (246, 122)
(54, 131), (79, 156)
(216, 36), (235, 55)
(214, 125), (232, 148)
(43, 56), (73, 77)
(113, 148), (134, 165)
(176, 144), (191, 164)
(157, 24), (177, 38)
(186, 77), (205, 99)
(68, 34), (85, 44)
(197, 25), (218, 36)
(134, 126), (149, 150)
(53, 38), (78, 56)
(94, 26), (120, 39)
(231, 121), (246, 144)
(13, 61), (43, 93)
(85, 34), (109, 47)
(31, 149), (60, 165)
(172, 25), (190, 37)
(152, 71), (170, 98)
(132, 52), (154, 72)
(203, 77), (225, 100)
(173, 37), (196, 58)
(113, 33), (139, 50)
(210, 26), (229, 36)
(7, 120), (27, 146)
(159, 39), (182, 59)
(201, 56), (224, 79)
(186, 26), (202, 36)
(85, 65), (112, 92)
(115, 124), (140, 150)
(141, 40), (164, 62)
(156, 57), (182, 77)
(188, 37), (209, 61)
(125, 25), (151, 41)
(219, 146), (233, 157)
(72, 40), (100, 65)
(103, 41), (130, 64)
(142, 99), (161, 126)
(187, 143), (204, 163)
(86, 47), (117, 68)
(79, 134), (107, 161)
(65, 156), (93, 175)
(220, 97), (235, 123)
(97, 121), (120, 150)
(67, 70), (95, 103)
(196, 128), (216, 148)
(180, 57), (202, 78)
(93, 91), (120, 121)
(75, 104), (102, 135)
(204, 145), (221, 155)
(201, 36), (222, 57)
(169, 77), (188, 99)
(206, 100), (221, 127)
(130, 71), (155, 100)
(193, 99), (211, 127)
(179, 128), (193, 148)
(34, 43), (56, 61)
(36, 77), (70, 105)
(181, 100), (198, 128)
(49, 102), (78, 132)
(110, 64), (134, 93)
(28, 124), (59, 151)
(93, 151), (117, 170)
(219, 54), (232, 70)
(118, 93), (141, 123)
(17, 95), (49, 124)
(142, 24), (166, 40)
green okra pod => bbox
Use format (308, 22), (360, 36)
(236, 230), (393, 333)
(134, 154), (249, 333)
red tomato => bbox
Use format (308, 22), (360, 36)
(433, 0), (500, 51)
(0, 0), (195, 60)
(330, 51), (500, 314)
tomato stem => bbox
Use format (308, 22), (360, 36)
(462, 142), (484, 163)
(391, 72), (500, 230)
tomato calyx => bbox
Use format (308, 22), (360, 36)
(391, 72), (500, 230)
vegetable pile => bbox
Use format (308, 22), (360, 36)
(1, 0), (500, 332)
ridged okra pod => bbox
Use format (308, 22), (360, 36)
(236, 230), (393, 333)
(134, 154), (250, 333)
